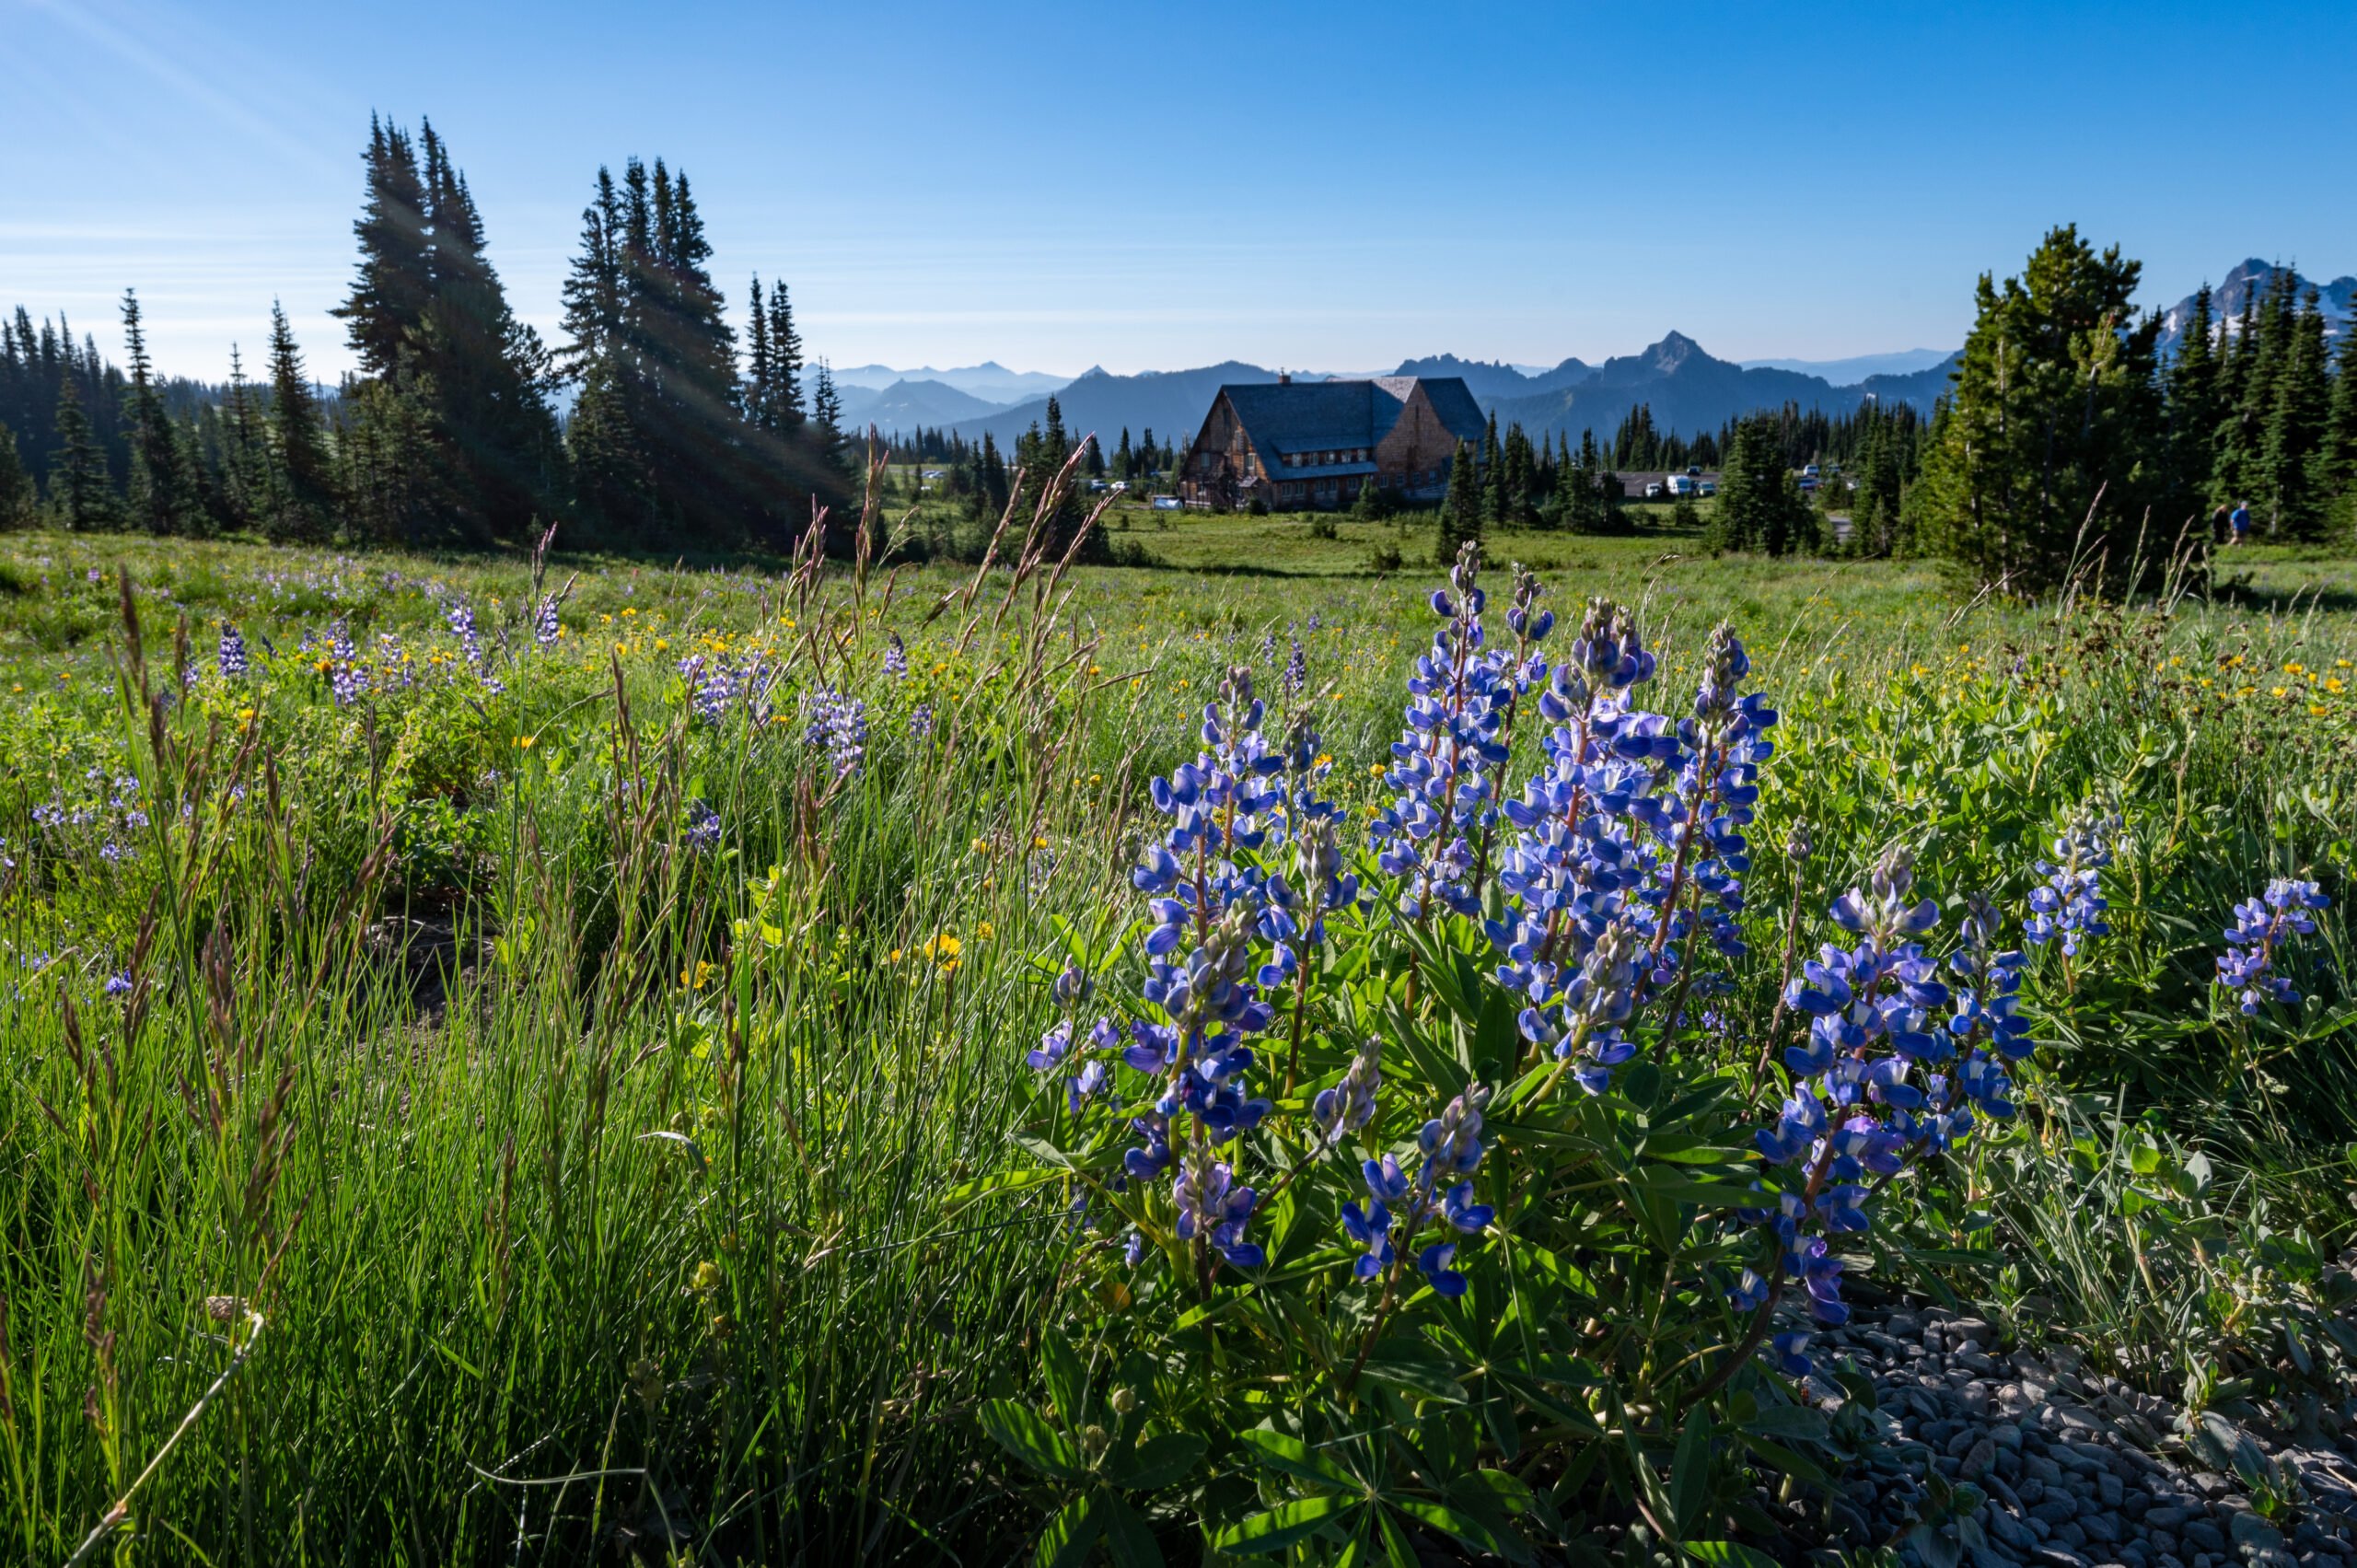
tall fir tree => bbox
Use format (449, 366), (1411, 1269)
(120, 289), (198, 534)
(50, 377), (114, 530)
(334, 116), (432, 377)
(1439, 439), (1480, 563)
(266, 301), (337, 541)
(2260, 289), (2335, 539)
(2163, 283), (2220, 517)
(220, 344), (276, 529)
(0, 422), (34, 528)
(766, 282), (805, 434)
(1912, 226), (2163, 591)
(2323, 326), (2357, 525)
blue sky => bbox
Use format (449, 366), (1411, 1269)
(4, 0), (2351, 381)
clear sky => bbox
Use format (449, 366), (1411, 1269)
(4, 0), (2351, 383)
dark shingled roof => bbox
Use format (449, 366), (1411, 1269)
(1216, 376), (1484, 459)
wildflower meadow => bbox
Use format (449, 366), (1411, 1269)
(1, 495), (2353, 1564)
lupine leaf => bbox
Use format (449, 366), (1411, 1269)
(1100, 1495), (1164, 1568)
(1040, 1325), (1086, 1430)
(1105, 1433), (1204, 1492)
(977, 1399), (1083, 1480)
(1209, 1494), (1355, 1553)
(1685, 1542), (1782, 1567)
(1236, 1428), (1355, 1489)
(1670, 1411), (1713, 1538)
(1032, 1494), (1098, 1568)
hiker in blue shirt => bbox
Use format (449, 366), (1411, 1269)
(2228, 499), (2251, 544)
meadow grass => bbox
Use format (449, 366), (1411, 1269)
(0, 520), (2351, 1562)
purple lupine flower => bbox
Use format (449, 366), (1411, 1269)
(218, 625), (249, 680)
(2025, 809), (2114, 958)
(910, 703), (935, 739)
(801, 689), (868, 779)
(683, 800), (722, 852)
(1173, 1147), (1262, 1268)
(1370, 543), (1515, 919)
(2216, 877), (2330, 1015)
(1279, 628), (1307, 698)
(883, 633), (909, 679)
(104, 970), (132, 995)
(1311, 1037), (1382, 1144)
(534, 596), (561, 647)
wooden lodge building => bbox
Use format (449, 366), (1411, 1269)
(1178, 374), (1488, 510)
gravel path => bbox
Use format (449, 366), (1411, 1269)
(1794, 1303), (2357, 1568)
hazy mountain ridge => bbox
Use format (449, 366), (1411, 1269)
(2157, 259), (2354, 355)
(912, 335), (1958, 448)
(853, 255), (2355, 447)
(830, 360), (1070, 404)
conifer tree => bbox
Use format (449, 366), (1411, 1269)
(766, 283), (805, 433)
(2322, 328), (2357, 524)
(2261, 289), (2334, 539)
(50, 377), (114, 530)
(221, 344), (275, 529)
(813, 360), (845, 472)
(1114, 427), (1133, 482)
(335, 116), (432, 377)
(1439, 439), (1479, 563)
(558, 167), (627, 377)
(1912, 226), (2163, 591)
(266, 301), (336, 540)
(120, 289), (197, 534)
(0, 422), (34, 528)
(2164, 283), (2220, 516)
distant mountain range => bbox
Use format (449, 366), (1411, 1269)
(1740, 348), (1956, 380)
(2157, 259), (2354, 356)
(893, 334), (1962, 450)
(831, 255), (2349, 450)
(831, 360), (1071, 404)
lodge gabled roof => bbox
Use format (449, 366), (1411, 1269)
(1213, 376), (1485, 459)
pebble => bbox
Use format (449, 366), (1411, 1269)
(1753, 1295), (2357, 1568)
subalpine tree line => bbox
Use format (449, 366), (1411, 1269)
(1912, 226), (2357, 592)
(0, 116), (856, 552)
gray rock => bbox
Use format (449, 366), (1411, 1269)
(2098, 1472), (2125, 1508)
(2183, 1520), (2226, 1554)
(1964, 1438), (2000, 1480)
(2230, 1513), (2285, 1553)
(2081, 1512), (2119, 1546)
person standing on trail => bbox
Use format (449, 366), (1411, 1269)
(2210, 505), (2229, 545)
(2228, 499), (2251, 545)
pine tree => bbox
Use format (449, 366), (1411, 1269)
(2164, 283), (2220, 517)
(2261, 289), (2334, 539)
(219, 344), (274, 529)
(767, 283), (805, 433)
(50, 377), (114, 529)
(745, 276), (773, 425)
(413, 122), (563, 541)
(1114, 427), (1133, 482)
(120, 289), (197, 534)
(1912, 226), (2163, 591)
(557, 166), (627, 378)
(0, 422), (34, 528)
(1439, 439), (1479, 563)
(266, 301), (336, 540)
(335, 116), (432, 377)
(2322, 327), (2357, 526)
